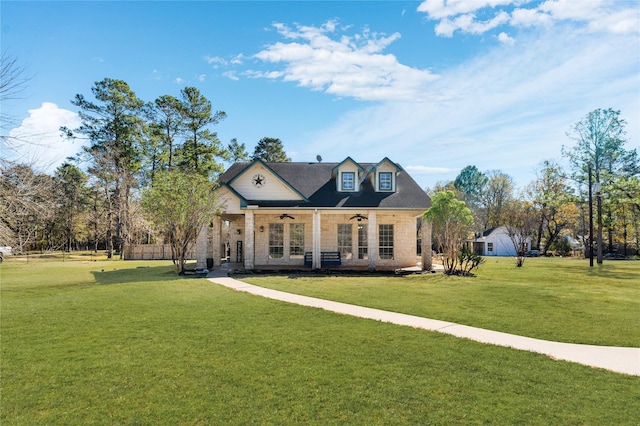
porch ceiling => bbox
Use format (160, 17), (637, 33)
(220, 213), (245, 222)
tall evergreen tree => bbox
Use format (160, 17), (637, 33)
(178, 87), (228, 177)
(63, 78), (144, 257)
(228, 138), (249, 163)
(252, 137), (291, 162)
(52, 163), (90, 251)
(141, 95), (183, 183)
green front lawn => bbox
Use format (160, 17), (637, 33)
(1, 257), (639, 424)
(239, 257), (640, 347)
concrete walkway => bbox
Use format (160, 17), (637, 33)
(206, 267), (640, 376)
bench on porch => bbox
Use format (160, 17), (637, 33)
(304, 251), (342, 267)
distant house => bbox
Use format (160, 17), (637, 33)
(196, 157), (432, 271)
(468, 226), (531, 257)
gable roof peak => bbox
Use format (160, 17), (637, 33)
(372, 157), (402, 173)
(332, 157), (365, 174)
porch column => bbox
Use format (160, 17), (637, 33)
(368, 211), (377, 271)
(211, 216), (221, 268)
(244, 211), (255, 270)
(313, 209), (321, 269)
(196, 224), (208, 269)
(421, 219), (432, 271)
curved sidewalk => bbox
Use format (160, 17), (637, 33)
(206, 272), (640, 376)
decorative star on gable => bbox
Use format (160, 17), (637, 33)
(252, 174), (265, 187)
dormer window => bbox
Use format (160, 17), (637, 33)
(341, 172), (355, 191)
(379, 172), (393, 191)
(372, 157), (401, 193)
(332, 157), (364, 192)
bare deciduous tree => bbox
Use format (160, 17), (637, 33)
(0, 163), (54, 251)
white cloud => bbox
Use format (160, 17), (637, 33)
(406, 165), (459, 174)
(417, 0), (517, 20)
(587, 8), (640, 34)
(6, 102), (82, 172)
(510, 7), (553, 27)
(230, 54), (245, 65)
(175, 77), (185, 84)
(223, 71), (239, 81)
(497, 31), (516, 45)
(204, 55), (227, 66)
(435, 11), (510, 37)
(418, 0), (640, 37)
(250, 21), (438, 102)
(538, 0), (604, 21)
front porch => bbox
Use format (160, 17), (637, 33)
(197, 209), (432, 272)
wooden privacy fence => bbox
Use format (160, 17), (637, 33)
(123, 244), (196, 261)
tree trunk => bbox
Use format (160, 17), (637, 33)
(536, 212), (544, 251)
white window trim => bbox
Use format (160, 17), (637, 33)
(341, 171), (356, 191)
(378, 171), (393, 191)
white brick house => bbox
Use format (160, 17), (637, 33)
(196, 157), (432, 271)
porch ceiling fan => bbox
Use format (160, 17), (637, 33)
(279, 214), (295, 220)
(349, 214), (368, 222)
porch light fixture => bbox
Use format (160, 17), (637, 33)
(349, 214), (368, 222)
(259, 226), (264, 232)
(279, 214), (295, 220)
(236, 229), (241, 234)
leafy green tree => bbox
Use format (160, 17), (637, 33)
(63, 78), (144, 257)
(526, 160), (576, 254)
(142, 170), (217, 273)
(423, 190), (475, 275)
(178, 87), (228, 176)
(252, 137), (291, 162)
(563, 108), (630, 263)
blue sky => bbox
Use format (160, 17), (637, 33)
(2, 0), (639, 190)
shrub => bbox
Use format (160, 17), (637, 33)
(450, 248), (484, 276)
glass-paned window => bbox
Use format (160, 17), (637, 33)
(269, 223), (284, 259)
(289, 223), (305, 258)
(338, 224), (353, 260)
(379, 224), (394, 260)
(342, 172), (355, 191)
(379, 172), (393, 191)
(487, 242), (494, 253)
(358, 224), (368, 260)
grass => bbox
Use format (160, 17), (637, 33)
(1, 256), (639, 424)
(239, 257), (640, 347)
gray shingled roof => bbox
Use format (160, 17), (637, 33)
(219, 161), (431, 209)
